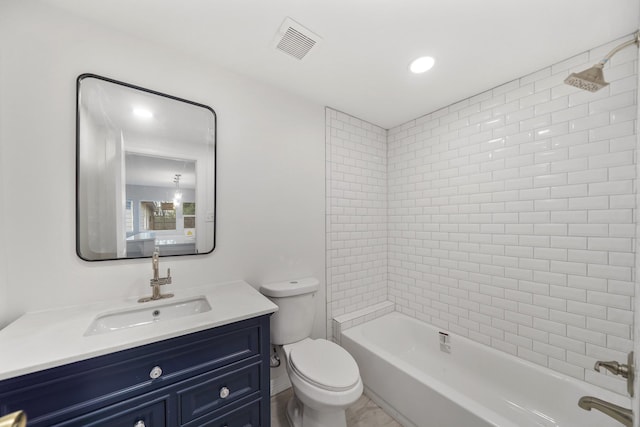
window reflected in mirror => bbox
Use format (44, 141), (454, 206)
(140, 201), (176, 231)
(183, 202), (196, 229)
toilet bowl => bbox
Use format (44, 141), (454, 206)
(283, 338), (363, 427)
(259, 277), (363, 427)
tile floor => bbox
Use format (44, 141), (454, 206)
(270, 388), (403, 427)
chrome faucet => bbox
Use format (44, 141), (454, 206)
(578, 396), (632, 427)
(138, 248), (174, 303)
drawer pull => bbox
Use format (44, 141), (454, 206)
(219, 386), (230, 398)
(134, 421), (145, 427)
(149, 366), (163, 379)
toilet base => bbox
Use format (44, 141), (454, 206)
(286, 393), (348, 427)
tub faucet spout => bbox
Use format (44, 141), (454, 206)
(578, 396), (632, 427)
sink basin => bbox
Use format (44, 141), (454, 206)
(85, 296), (212, 336)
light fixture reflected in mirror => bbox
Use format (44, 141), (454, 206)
(173, 173), (182, 207)
(133, 106), (153, 119)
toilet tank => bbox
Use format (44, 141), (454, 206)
(259, 277), (319, 345)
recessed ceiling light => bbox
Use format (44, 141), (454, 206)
(133, 107), (153, 119)
(409, 56), (435, 74)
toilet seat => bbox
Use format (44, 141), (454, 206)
(288, 339), (360, 392)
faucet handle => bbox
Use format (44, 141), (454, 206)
(595, 360), (627, 377)
(167, 268), (171, 278)
(594, 352), (635, 397)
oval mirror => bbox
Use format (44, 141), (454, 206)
(76, 74), (216, 261)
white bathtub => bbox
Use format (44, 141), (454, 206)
(341, 312), (630, 427)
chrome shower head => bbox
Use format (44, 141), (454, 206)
(564, 32), (639, 92)
(564, 63), (608, 92)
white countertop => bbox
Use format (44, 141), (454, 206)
(0, 280), (278, 381)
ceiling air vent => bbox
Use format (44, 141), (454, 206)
(274, 17), (322, 60)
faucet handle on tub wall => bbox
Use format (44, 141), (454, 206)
(595, 360), (628, 377)
(594, 351), (634, 397)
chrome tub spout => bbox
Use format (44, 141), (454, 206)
(578, 396), (632, 427)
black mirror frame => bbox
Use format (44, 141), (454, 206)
(75, 73), (217, 261)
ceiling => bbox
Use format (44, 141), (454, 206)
(80, 74), (214, 146)
(126, 153), (196, 189)
(44, 0), (639, 128)
(79, 76), (209, 188)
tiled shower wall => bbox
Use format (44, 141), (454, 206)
(387, 37), (637, 394)
(326, 36), (638, 394)
(326, 109), (388, 336)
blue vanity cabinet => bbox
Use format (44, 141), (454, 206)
(0, 315), (271, 427)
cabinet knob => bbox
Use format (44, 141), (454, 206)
(149, 366), (163, 379)
(134, 421), (145, 427)
(219, 386), (230, 398)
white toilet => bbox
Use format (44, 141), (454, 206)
(260, 277), (363, 427)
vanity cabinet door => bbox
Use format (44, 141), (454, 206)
(51, 389), (171, 427)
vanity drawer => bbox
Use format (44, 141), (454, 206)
(0, 317), (264, 424)
(179, 362), (261, 424)
(52, 389), (170, 427)
(187, 399), (261, 427)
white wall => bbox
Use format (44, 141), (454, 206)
(633, 20), (640, 427)
(387, 36), (637, 395)
(0, 37), (7, 329)
(325, 108), (388, 337)
(0, 1), (326, 344)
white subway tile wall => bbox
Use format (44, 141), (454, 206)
(387, 36), (637, 394)
(326, 109), (389, 336)
(325, 37), (637, 394)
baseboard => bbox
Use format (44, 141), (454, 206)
(270, 374), (292, 396)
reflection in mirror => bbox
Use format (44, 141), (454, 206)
(76, 74), (216, 260)
(125, 155), (197, 257)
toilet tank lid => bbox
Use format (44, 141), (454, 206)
(260, 277), (319, 298)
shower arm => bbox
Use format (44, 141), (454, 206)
(594, 32), (640, 67)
